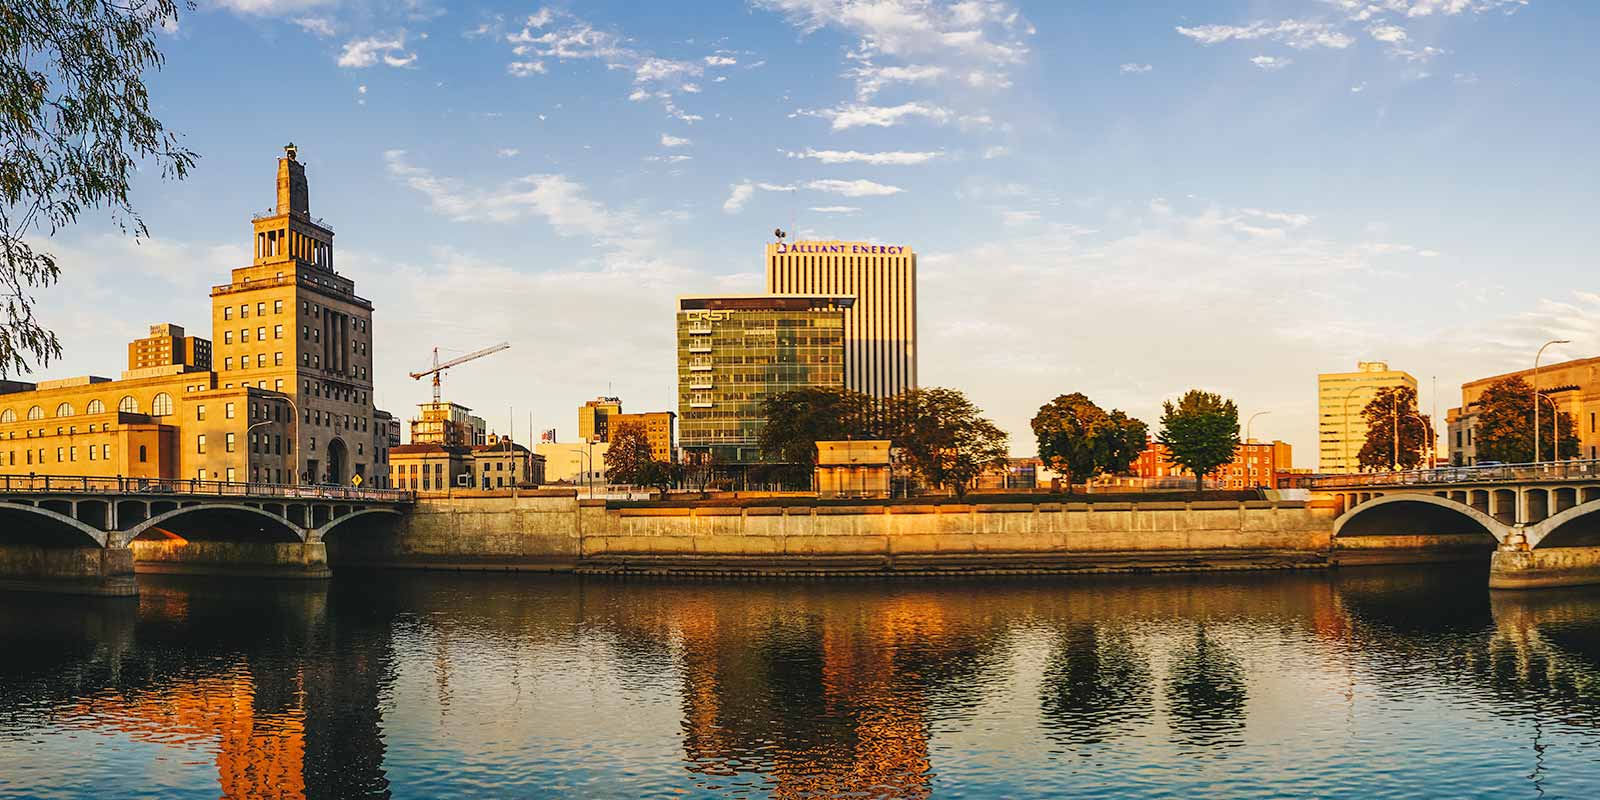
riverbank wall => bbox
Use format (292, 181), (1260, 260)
(327, 494), (1346, 576)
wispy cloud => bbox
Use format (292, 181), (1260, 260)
(292, 16), (335, 37)
(1120, 62), (1154, 74)
(1177, 20), (1355, 49)
(785, 147), (941, 165)
(722, 177), (904, 213)
(809, 206), (860, 214)
(337, 33), (417, 68)
(1251, 55), (1293, 70)
(791, 101), (989, 131)
(660, 133), (692, 148)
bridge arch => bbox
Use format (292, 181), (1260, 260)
(1334, 493), (1509, 544)
(116, 503), (306, 548)
(1525, 499), (1600, 549)
(315, 508), (403, 541)
(0, 502), (108, 548)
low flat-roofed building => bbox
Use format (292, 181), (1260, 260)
(815, 439), (891, 498)
(470, 434), (545, 489)
(388, 443), (468, 493)
(535, 441), (608, 484)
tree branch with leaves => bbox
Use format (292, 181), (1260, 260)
(1, 0), (196, 377)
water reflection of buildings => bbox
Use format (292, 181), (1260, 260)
(66, 675), (308, 799)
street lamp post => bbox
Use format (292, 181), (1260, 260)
(1245, 410), (1271, 442)
(1404, 412), (1433, 470)
(1534, 339), (1570, 465)
(1537, 393), (1562, 462)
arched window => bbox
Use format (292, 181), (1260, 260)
(0, 409), (13, 423)
(55, 402), (73, 417)
(86, 399), (105, 415)
(151, 393), (173, 416)
(26, 406), (43, 420)
(118, 396), (138, 414)
(138, 445), (147, 463)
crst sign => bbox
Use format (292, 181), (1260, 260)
(775, 242), (907, 255)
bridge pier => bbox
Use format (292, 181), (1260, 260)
(0, 543), (137, 596)
(130, 540), (331, 579)
(1490, 545), (1600, 590)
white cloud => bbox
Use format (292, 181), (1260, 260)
(383, 151), (637, 246)
(644, 154), (693, 163)
(704, 55), (738, 66)
(292, 17), (335, 37)
(785, 147), (941, 165)
(982, 145), (1010, 159)
(809, 206), (860, 214)
(1368, 23), (1408, 43)
(794, 101), (954, 130)
(502, 9), (705, 122)
(660, 133), (692, 147)
(1120, 62), (1154, 74)
(357, 85), (367, 94)
(497, 148), (520, 158)
(805, 179), (902, 197)
(723, 183), (757, 213)
(722, 177), (902, 212)
(337, 33), (417, 69)
(1251, 55), (1293, 70)
(1001, 210), (1039, 227)
(850, 63), (948, 99)
(214, 0), (334, 15)
(1177, 20), (1355, 49)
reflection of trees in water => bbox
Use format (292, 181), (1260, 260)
(1038, 623), (1153, 748)
(1163, 624), (1248, 751)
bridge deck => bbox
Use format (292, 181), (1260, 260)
(1308, 459), (1600, 490)
(0, 474), (411, 503)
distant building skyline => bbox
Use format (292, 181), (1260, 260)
(1318, 362), (1417, 474)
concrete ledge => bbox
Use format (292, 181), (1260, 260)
(574, 548), (1329, 578)
(131, 541), (331, 579)
(1490, 546), (1600, 589)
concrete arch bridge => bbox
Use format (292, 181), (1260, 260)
(1313, 460), (1600, 589)
(0, 475), (411, 595)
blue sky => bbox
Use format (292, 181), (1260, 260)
(29, 0), (1599, 461)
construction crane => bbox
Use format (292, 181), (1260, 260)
(409, 342), (511, 403)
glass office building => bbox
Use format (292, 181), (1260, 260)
(677, 295), (851, 465)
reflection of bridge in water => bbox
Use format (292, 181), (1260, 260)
(0, 476), (411, 595)
(1315, 460), (1600, 588)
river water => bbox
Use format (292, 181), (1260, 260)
(2, 566), (1598, 799)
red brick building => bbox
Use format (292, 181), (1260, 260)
(1132, 437), (1293, 489)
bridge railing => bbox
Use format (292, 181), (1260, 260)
(0, 474), (412, 502)
(1307, 459), (1600, 490)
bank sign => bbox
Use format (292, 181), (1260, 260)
(775, 241), (907, 255)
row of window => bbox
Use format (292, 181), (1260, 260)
(2, 443), (141, 466)
(222, 300), (284, 320)
(1, 394), (172, 423)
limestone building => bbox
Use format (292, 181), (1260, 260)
(765, 240), (916, 400)
(209, 144), (392, 484)
(0, 145), (394, 487)
(1317, 361), (1416, 473)
(409, 401), (486, 447)
(1447, 354), (1600, 465)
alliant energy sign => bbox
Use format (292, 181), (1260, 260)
(773, 241), (908, 255)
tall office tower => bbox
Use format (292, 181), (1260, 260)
(127, 323), (212, 374)
(765, 241), (916, 400)
(209, 144), (390, 484)
(1318, 361), (1417, 473)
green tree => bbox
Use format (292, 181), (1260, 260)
(2, 0), (197, 377)
(604, 420), (655, 485)
(1473, 376), (1580, 463)
(885, 387), (1009, 499)
(759, 386), (880, 466)
(1357, 386), (1433, 471)
(1031, 393), (1148, 491)
(1157, 390), (1240, 492)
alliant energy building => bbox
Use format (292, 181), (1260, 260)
(676, 295), (849, 465)
(765, 241), (916, 400)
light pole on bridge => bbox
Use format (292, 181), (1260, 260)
(1534, 339), (1570, 465)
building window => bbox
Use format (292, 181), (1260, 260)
(152, 393), (173, 416)
(86, 399), (104, 415)
(274, 324), (284, 339)
(102, 444), (109, 460)
(240, 304), (248, 319)
(225, 432), (236, 453)
(55, 402), (73, 417)
(241, 328), (250, 343)
(257, 302), (265, 317)
(196, 404), (206, 421)
(197, 434), (207, 454)
(225, 357), (233, 370)
(226, 467), (237, 482)
(224, 331), (233, 344)
(138, 445), (147, 463)
(257, 326), (266, 342)
(257, 353), (266, 368)
(26, 405), (42, 420)
(224, 306), (233, 320)
(274, 300), (284, 314)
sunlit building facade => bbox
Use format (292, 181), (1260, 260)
(676, 295), (849, 465)
(1317, 361), (1416, 473)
